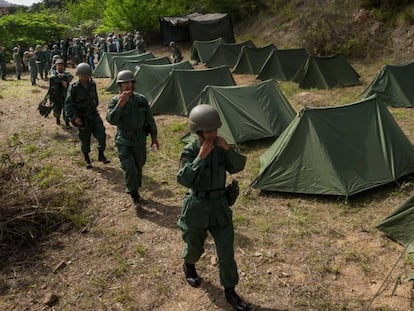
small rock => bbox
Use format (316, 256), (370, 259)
(253, 252), (263, 257)
(43, 292), (58, 306)
(267, 269), (272, 275)
(53, 260), (67, 274)
(211, 256), (218, 266)
(281, 272), (290, 278)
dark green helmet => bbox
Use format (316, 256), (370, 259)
(75, 63), (92, 76)
(188, 104), (222, 133)
(116, 70), (135, 83)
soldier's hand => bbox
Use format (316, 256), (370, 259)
(118, 90), (132, 108)
(198, 138), (214, 159)
(61, 81), (68, 88)
(215, 136), (230, 150)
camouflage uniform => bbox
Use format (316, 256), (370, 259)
(0, 48), (6, 80)
(49, 61), (73, 126)
(12, 48), (22, 80)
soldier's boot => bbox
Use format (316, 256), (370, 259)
(56, 117), (61, 125)
(183, 262), (201, 288)
(224, 287), (249, 311)
(130, 191), (144, 216)
(83, 152), (92, 169)
(98, 150), (110, 164)
(65, 120), (72, 129)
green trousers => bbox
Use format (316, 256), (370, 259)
(116, 143), (146, 193)
(180, 222), (239, 288)
(78, 114), (106, 154)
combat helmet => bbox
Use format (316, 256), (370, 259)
(116, 70), (135, 83)
(75, 63), (92, 76)
(188, 104), (222, 133)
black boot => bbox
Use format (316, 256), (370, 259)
(130, 191), (143, 216)
(56, 117), (61, 125)
(83, 152), (92, 169)
(98, 150), (110, 164)
(225, 287), (249, 311)
(183, 262), (201, 288)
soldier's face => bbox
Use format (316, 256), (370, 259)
(201, 130), (217, 143)
(120, 81), (134, 92)
(79, 75), (90, 83)
(56, 64), (64, 72)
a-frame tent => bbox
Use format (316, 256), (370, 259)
(360, 61), (414, 107)
(377, 195), (414, 258)
(205, 40), (256, 69)
(134, 61), (194, 100)
(293, 53), (361, 89)
(111, 52), (154, 79)
(257, 48), (309, 81)
(251, 95), (414, 198)
(106, 57), (171, 94)
(232, 44), (277, 75)
(149, 65), (236, 116)
(194, 80), (296, 144)
(190, 37), (223, 64)
(92, 49), (139, 78)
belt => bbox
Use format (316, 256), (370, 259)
(191, 189), (226, 199)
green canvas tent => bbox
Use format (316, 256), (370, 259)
(360, 62), (414, 108)
(205, 40), (256, 68)
(92, 49), (139, 78)
(134, 61), (194, 100)
(150, 65), (236, 116)
(159, 12), (201, 45)
(377, 195), (414, 258)
(111, 52), (154, 78)
(251, 95), (414, 198)
(232, 44), (277, 75)
(256, 48), (309, 81)
(106, 57), (171, 94)
(191, 37), (223, 63)
(194, 80), (296, 144)
(189, 13), (235, 43)
(293, 54), (361, 89)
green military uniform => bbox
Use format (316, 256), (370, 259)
(106, 92), (157, 194)
(65, 79), (107, 155)
(28, 53), (37, 85)
(35, 47), (48, 79)
(0, 48), (6, 80)
(177, 139), (246, 288)
(13, 51), (22, 80)
(49, 67), (73, 124)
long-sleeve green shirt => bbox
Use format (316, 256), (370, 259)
(65, 79), (99, 122)
(106, 92), (157, 146)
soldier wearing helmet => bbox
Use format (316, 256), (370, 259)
(176, 104), (249, 311)
(65, 63), (110, 168)
(169, 41), (183, 63)
(49, 58), (73, 128)
(106, 70), (159, 214)
(35, 44), (48, 80)
(12, 46), (22, 80)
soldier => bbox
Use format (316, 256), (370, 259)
(85, 42), (95, 70)
(0, 46), (6, 80)
(106, 70), (159, 214)
(50, 44), (61, 65)
(65, 63), (110, 169)
(169, 41), (183, 63)
(107, 37), (117, 53)
(12, 47), (22, 80)
(35, 44), (48, 80)
(135, 31), (145, 54)
(123, 33), (135, 51)
(176, 105), (249, 311)
(72, 39), (84, 67)
(27, 51), (37, 85)
(60, 39), (68, 67)
(49, 58), (73, 128)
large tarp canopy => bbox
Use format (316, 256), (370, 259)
(191, 38), (223, 63)
(293, 54), (361, 89)
(205, 40), (256, 68)
(111, 52), (154, 79)
(233, 44), (277, 75)
(134, 61), (194, 100)
(360, 62), (414, 107)
(194, 80), (296, 144)
(159, 12), (202, 45)
(149, 65), (236, 116)
(159, 12), (234, 45)
(251, 95), (414, 198)
(189, 13), (235, 43)
(257, 48), (309, 81)
(92, 49), (139, 78)
(106, 57), (171, 94)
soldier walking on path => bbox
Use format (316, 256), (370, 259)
(12, 47), (22, 80)
(169, 41), (183, 63)
(106, 70), (159, 214)
(176, 105), (250, 311)
(65, 63), (110, 169)
(49, 58), (73, 128)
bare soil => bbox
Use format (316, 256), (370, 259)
(1, 43), (414, 311)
